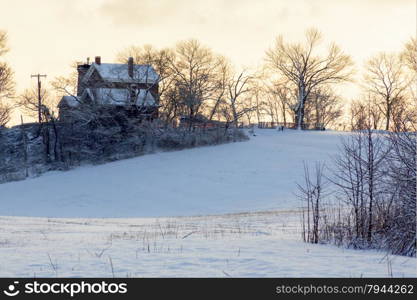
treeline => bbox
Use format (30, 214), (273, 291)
(350, 49), (417, 132)
(0, 30), (14, 127)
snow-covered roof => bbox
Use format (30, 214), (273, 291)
(59, 95), (80, 108)
(59, 88), (157, 107)
(83, 63), (159, 84)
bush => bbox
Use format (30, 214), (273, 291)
(303, 130), (416, 257)
(0, 121), (248, 183)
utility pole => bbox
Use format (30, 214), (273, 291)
(31, 73), (47, 123)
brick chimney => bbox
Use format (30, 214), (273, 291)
(128, 57), (134, 78)
(95, 56), (101, 65)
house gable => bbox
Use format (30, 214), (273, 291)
(58, 57), (160, 121)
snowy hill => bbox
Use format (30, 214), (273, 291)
(0, 129), (345, 218)
(0, 129), (415, 277)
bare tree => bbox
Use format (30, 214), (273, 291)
(224, 69), (255, 127)
(117, 45), (175, 93)
(401, 38), (417, 73)
(248, 79), (269, 125)
(50, 62), (78, 98)
(207, 56), (230, 122)
(0, 30), (8, 57)
(262, 92), (280, 125)
(385, 130), (416, 256)
(240, 96), (257, 125)
(330, 113), (391, 246)
(349, 94), (384, 131)
(265, 28), (353, 129)
(364, 52), (409, 131)
(17, 87), (56, 122)
(304, 87), (343, 129)
(116, 45), (177, 124)
(349, 99), (368, 131)
(169, 39), (224, 128)
(267, 79), (297, 126)
(297, 161), (327, 244)
(0, 30), (14, 127)
(0, 101), (11, 126)
(400, 38), (417, 131)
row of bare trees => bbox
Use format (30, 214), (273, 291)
(265, 28), (353, 129)
(0, 30), (14, 127)
(1, 27), (415, 133)
(0, 29), (350, 130)
(40, 30), (351, 130)
(350, 38), (416, 132)
(115, 40), (256, 129)
(257, 80), (344, 129)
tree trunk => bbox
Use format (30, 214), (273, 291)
(315, 99), (321, 129)
(232, 104), (238, 128)
(385, 102), (391, 131)
(296, 84), (305, 130)
(282, 102), (287, 126)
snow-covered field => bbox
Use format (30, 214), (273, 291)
(0, 211), (415, 277)
(0, 130), (343, 218)
(0, 129), (415, 277)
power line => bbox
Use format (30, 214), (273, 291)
(30, 73), (47, 123)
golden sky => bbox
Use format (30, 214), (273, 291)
(0, 0), (415, 124)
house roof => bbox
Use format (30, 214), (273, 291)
(59, 88), (157, 108)
(82, 63), (159, 84)
(59, 95), (80, 107)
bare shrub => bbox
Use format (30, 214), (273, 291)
(383, 131), (416, 256)
(312, 128), (415, 257)
(297, 161), (328, 244)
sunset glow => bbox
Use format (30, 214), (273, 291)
(0, 0), (415, 124)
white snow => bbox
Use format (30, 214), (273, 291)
(0, 129), (415, 277)
(0, 211), (414, 277)
(88, 63), (159, 84)
(0, 129), (346, 218)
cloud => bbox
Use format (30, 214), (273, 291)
(99, 0), (198, 26)
(98, 0), (288, 27)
